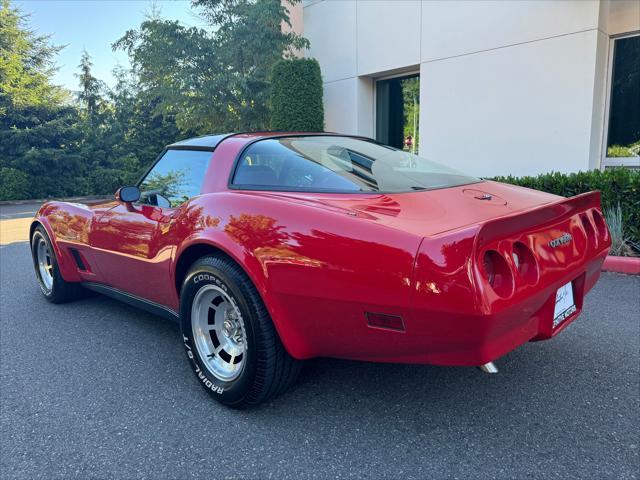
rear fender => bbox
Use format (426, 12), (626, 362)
(174, 233), (309, 359)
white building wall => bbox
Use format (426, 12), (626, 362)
(419, 0), (600, 62)
(356, 1), (421, 76)
(420, 30), (600, 177)
(301, 0), (640, 176)
(304, 0), (357, 83)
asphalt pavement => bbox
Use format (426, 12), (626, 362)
(0, 239), (638, 479)
(0, 203), (42, 220)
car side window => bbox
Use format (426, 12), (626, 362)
(138, 149), (213, 208)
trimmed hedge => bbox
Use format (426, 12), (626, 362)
(493, 168), (640, 249)
(271, 58), (324, 132)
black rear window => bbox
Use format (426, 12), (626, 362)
(232, 136), (479, 193)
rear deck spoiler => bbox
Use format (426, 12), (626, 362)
(475, 191), (603, 249)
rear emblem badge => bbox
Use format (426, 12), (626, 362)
(474, 193), (493, 201)
(549, 233), (572, 248)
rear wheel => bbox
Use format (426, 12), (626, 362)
(31, 225), (85, 303)
(180, 255), (301, 407)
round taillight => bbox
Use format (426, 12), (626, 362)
(482, 250), (513, 297)
(592, 209), (608, 241)
(580, 213), (596, 247)
(483, 253), (495, 285)
(512, 242), (539, 284)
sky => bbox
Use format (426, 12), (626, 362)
(16, 0), (206, 92)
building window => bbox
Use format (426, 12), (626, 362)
(605, 34), (639, 163)
(375, 74), (420, 153)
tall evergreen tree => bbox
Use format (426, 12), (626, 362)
(76, 50), (104, 120)
(0, 0), (81, 198)
(0, 0), (65, 112)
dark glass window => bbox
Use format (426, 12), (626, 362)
(139, 149), (212, 207)
(607, 35), (640, 158)
(232, 136), (479, 193)
(376, 74), (420, 152)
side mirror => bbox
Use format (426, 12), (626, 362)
(115, 186), (141, 204)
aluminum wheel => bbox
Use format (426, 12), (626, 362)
(36, 236), (54, 291)
(191, 284), (247, 382)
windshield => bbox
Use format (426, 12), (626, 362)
(232, 136), (479, 193)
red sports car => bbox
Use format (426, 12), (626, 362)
(30, 132), (611, 407)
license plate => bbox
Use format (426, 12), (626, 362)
(553, 281), (576, 328)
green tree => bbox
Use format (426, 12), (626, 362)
(114, 0), (309, 133)
(0, 166), (27, 199)
(0, 0), (65, 113)
(76, 65), (184, 196)
(402, 77), (419, 151)
(100, 67), (184, 190)
(76, 50), (104, 120)
(0, 0), (82, 198)
(0, 0), (314, 201)
(193, 0), (309, 130)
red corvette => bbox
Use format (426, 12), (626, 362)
(30, 132), (611, 407)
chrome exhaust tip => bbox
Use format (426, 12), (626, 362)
(478, 362), (499, 374)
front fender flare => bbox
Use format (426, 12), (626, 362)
(30, 217), (83, 283)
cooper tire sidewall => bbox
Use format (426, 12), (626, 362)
(31, 228), (56, 298)
(180, 264), (258, 406)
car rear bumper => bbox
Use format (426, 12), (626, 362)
(368, 248), (607, 366)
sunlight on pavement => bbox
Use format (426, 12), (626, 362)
(0, 218), (31, 246)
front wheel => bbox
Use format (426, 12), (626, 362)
(30, 225), (85, 303)
(180, 255), (301, 407)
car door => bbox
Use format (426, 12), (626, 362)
(89, 148), (214, 308)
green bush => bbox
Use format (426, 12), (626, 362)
(0, 167), (29, 200)
(271, 58), (324, 132)
(493, 168), (640, 251)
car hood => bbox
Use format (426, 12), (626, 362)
(257, 181), (563, 237)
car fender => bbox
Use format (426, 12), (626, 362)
(31, 209), (83, 283)
(173, 232), (310, 358)
(170, 191), (424, 360)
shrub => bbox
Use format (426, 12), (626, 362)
(492, 168), (640, 251)
(0, 167), (29, 201)
(271, 58), (324, 132)
(604, 203), (637, 256)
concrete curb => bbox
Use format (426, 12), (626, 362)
(603, 256), (640, 275)
(0, 195), (111, 206)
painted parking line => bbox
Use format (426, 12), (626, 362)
(0, 218), (31, 245)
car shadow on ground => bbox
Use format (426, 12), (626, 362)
(79, 284), (617, 423)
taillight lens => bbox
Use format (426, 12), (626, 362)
(483, 253), (495, 285)
(591, 209), (608, 241)
(482, 250), (513, 297)
(580, 213), (596, 247)
(512, 242), (539, 284)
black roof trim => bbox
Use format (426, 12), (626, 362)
(166, 131), (379, 152)
(167, 133), (235, 150)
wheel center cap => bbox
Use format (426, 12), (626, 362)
(222, 319), (234, 337)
